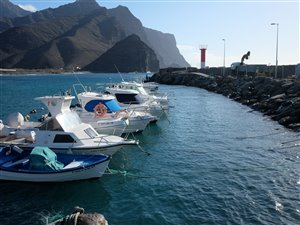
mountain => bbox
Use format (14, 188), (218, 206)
(0, 0), (31, 18)
(108, 6), (190, 68)
(0, 0), (190, 70)
(84, 34), (159, 72)
(0, 0), (102, 33)
(107, 6), (148, 44)
(0, 9), (125, 69)
(144, 27), (189, 68)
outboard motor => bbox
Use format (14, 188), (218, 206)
(5, 112), (25, 127)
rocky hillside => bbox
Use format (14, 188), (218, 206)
(108, 6), (190, 68)
(0, 8), (125, 69)
(0, 0), (101, 32)
(0, 0), (31, 18)
(144, 27), (188, 68)
(0, 0), (189, 70)
(85, 34), (159, 72)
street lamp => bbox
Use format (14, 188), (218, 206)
(271, 23), (279, 79)
(222, 38), (226, 76)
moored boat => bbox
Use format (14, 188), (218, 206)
(75, 90), (155, 133)
(0, 146), (110, 182)
(0, 95), (137, 155)
(105, 81), (168, 109)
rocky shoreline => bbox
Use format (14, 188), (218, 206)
(0, 68), (76, 75)
(149, 68), (300, 131)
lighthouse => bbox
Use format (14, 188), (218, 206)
(199, 45), (207, 69)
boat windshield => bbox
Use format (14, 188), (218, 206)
(84, 127), (98, 139)
(84, 99), (121, 113)
(136, 86), (148, 95)
(56, 111), (82, 132)
(39, 117), (63, 131)
(115, 93), (142, 104)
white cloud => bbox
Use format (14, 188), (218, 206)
(18, 4), (38, 12)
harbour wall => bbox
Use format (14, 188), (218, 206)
(149, 68), (300, 131)
(197, 65), (296, 78)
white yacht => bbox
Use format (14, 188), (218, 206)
(0, 95), (136, 155)
(142, 82), (159, 93)
(105, 81), (169, 110)
(104, 87), (165, 121)
(75, 91), (155, 133)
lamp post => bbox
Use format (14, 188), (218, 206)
(222, 38), (226, 76)
(271, 23), (279, 79)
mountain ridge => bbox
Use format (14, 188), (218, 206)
(0, 0), (190, 71)
(0, 0), (32, 18)
(84, 34), (159, 72)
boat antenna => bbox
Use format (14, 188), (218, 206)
(114, 64), (125, 82)
(72, 70), (85, 90)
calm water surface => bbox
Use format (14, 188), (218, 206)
(0, 73), (299, 225)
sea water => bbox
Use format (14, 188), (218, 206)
(0, 73), (299, 225)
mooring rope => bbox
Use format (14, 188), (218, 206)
(47, 212), (81, 225)
(104, 167), (152, 179)
(105, 168), (128, 176)
(235, 131), (287, 140)
(130, 133), (151, 156)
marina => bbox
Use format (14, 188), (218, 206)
(0, 72), (299, 224)
(0, 0), (298, 223)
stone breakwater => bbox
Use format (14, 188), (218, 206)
(149, 69), (300, 131)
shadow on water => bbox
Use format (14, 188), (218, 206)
(0, 179), (110, 225)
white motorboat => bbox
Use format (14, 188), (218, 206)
(104, 87), (165, 120)
(0, 95), (137, 155)
(0, 146), (110, 182)
(142, 82), (159, 93)
(105, 81), (168, 110)
(75, 91), (155, 133)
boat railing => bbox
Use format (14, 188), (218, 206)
(123, 103), (149, 112)
(73, 83), (88, 99)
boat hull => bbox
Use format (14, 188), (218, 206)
(0, 147), (111, 182)
(8, 140), (137, 156)
(124, 116), (152, 133)
(79, 113), (127, 136)
(0, 159), (109, 182)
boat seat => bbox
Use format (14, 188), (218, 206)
(63, 161), (83, 169)
(1, 158), (29, 168)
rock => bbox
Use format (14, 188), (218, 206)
(270, 93), (286, 100)
(51, 207), (108, 225)
(77, 213), (108, 225)
(285, 82), (300, 96)
(278, 116), (299, 126)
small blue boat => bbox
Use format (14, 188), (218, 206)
(0, 146), (110, 182)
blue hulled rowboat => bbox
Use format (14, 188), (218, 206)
(0, 146), (110, 182)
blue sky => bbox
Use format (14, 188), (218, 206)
(11, 0), (300, 68)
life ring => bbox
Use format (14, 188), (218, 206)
(94, 103), (107, 118)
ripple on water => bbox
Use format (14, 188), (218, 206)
(0, 77), (299, 225)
